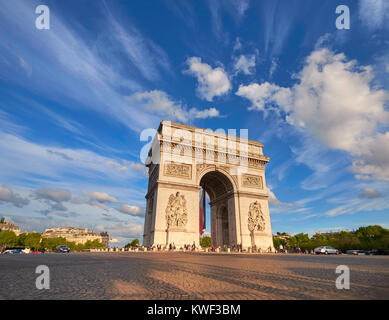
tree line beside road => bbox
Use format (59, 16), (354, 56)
(273, 225), (389, 253)
(0, 230), (105, 252)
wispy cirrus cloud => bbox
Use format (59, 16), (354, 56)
(359, 0), (389, 31)
(106, 7), (171, 82)
(0, 0), (172, 133)
(206, 0), (250, 42)
(0, 131), (142, 187)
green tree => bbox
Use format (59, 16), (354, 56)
(200, 236), (212, 248)
(83, 239), (105, 249)
(273, 237), (280, 249)
(24, 233), (42, 250)
(125, 238), (140, 248)
(0, 217), (5, 224)
(39, 237), (67, 251)
(0, 231), (18, 246)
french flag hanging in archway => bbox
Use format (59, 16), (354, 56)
(199, 188), (206, 235)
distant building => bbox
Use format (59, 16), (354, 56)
(313, 229), (351, 237)
(0, 221), (21, 236)
(273, 233), (291, 241)
(42, 227), (109, 247)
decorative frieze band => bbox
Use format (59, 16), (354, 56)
(164, 163), (192, 179)
(242, 174), (263, 189)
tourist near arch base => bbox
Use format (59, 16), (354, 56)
(142, 121), (274, 252)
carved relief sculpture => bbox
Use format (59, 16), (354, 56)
(164, 163), (192, 179)
(196, 163), (209, 176)
(165, 192), (188, 228)
(248, 201), (265, 232)
(242, 174), (263, 189)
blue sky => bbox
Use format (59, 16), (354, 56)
(0, 0), (388, 246)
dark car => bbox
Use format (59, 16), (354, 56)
(346, 249), (366, 255)
(55, 245), (70, 253)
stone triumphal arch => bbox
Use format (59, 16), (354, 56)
(143, 121), (274, 251)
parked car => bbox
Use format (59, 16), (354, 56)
(21, 248), (31, 254)
(346, 249), (366, 255)
(314, 246), (340, 255)
(2, 249), (22, 254)
(55, 245), (70, 253)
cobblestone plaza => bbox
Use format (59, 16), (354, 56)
(1, 252), (389, 300)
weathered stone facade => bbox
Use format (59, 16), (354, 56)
(0, 221), (20, 236)
(143, 121), (274, 251)
(42, 227), (109, 247)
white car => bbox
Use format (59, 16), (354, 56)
(314, 246), (340, 255)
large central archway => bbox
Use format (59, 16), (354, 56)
(199, 170), (237, 247)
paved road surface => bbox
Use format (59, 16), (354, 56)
(1, 252), (388, 300)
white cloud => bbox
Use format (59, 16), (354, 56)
(125, 90), (220, 121)
(116, 203), (144, 216)
(236, 82), (292, 115)
(71, 197), (110, 211)
(126, 90), (188, 122)
(126, 161), (148, 176)
(189, 107), (220, 119)
(237, 48), (389, 181)
(185, 57), (231, 101)
(358, 187), (383, 199)
(236, 82), (292, 112)
(234, 54), (256, 75)
(386, 64), (389, 73)
(0, 184), (29, 207)
(105, 160), (128, 173)
(82, 191), (119, 203)
(359, 0), (389, 31)
(35, 188), (72, 202)
(33, 187), (73, 214)
(69, 190), (120, 212)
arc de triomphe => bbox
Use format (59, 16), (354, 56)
(143, 121), (274, 251)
